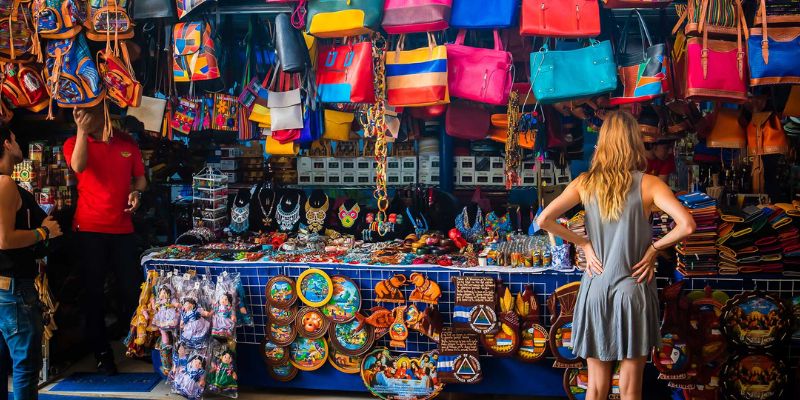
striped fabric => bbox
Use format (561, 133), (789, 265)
(452, 305), (471, 323)
(386, 37), (449, 107)
(437, 355), (457, 372)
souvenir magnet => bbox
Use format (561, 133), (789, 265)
(548, 282), (583, 368)
(267, 362), (298, 382)
(268, 322), (297, 347)
(260, 337), (289, 366)
(267, 304), (297, 325)
(265, 275), (297, 308)
(329, 319), (376, 356)
(438, 328), (482, 384)
(721, 353), (787, 400)
(296, 268), (334, 307)
(516, 285), (549, 363)
(453, 276), (498, 334)
(388, 306), (409, 348)
(721, 291), (789, 350)
(374, 274), (407, 303)
(289, 336), (329, 372)
(328, 347), (363, 374)
(482, 285), (520, 357)
(408, 273), (441, 304)
(360, 348), (444, 400)
(322, 275), (362, 323)
(296, 307), (330, 339)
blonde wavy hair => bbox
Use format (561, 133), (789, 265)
(578, 110), (647, 222)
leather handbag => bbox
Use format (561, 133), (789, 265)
(173, 21), (220, 82)
(85, 0), (134, 42)
(267, 70), (304, 131)
(0, 63), (49, 112)
(706, 107), (745, 148)
(754, 0), (800, 26)
(386, 33), (449, 107)
(306, 0), (384, 38)
(488, 114), (535, 150)
(520, 0), (600, 38)
(445, 100), (489, 140)
(316, 40), (374, 104)
(276, 13), (311, 73)
(530, 40), (617, 104)
(747, 112), (788, 156)
(265, 135), (299, 155)
(271, 127), (301, 143)
(684, 35), (747, 103)
(785, 85), (800, 117)
(748, 27), (800, 86)
(382, 0), (452, 34)
(133, 0), (176, 19)
(450, 0), (517, 29)
(673, 0), (746, 37)
(603, 0), (672, 8)
(97, 42), (142, 108)
(610, 10), (668, 105)
(322, 109), (354, 141)
(446, 30), (513, 106)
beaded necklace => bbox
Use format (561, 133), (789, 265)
(305, 193), (329, 234)
(258, 185), (276, 228)
(455, 206), (484, 243)
(338, 202), (361, 229)
(275, 194), (301, 232)
(229, 192), (250, 234)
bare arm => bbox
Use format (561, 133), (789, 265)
(133, 175), (147, 192)
(0, 177), (37, 250)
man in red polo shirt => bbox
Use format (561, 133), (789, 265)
(63, 105), (147, 375)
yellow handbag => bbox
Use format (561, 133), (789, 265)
(265, 136), (299, 155)
(322, 109), (355, 141)
(249, 103), (271, 127)
(304, 33), (318, 69)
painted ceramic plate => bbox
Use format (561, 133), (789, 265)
(267, 362), (298, 382)
(328, 347), (363, 374)
(266, 275), (297, 308)
(652, 332), (690, 379)
(329, 319), (375, 356)
(297, 268), (333, 307)
(289, 337), (329, 372)
(518, 323), (549, 362)
(552, 321), (579, 361)
(721, 291), (788, 350)
(260, 337), (289, 366)
(268, 322), (297, 347)
(563, 366), (588, 400)
(296, 306), (330, 339)
(322, 275), (362, 323)
(267, 304), (297, 325)
(721, 353), (786, 400)
(360, 348), (444, 400)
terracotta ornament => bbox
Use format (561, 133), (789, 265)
(408, 273), (441, 304)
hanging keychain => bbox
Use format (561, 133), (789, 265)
(363, 33), (391, 236)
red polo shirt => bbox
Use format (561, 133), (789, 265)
(63, 132), (145, 234)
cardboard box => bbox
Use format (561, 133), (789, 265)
(311, 158), (327, 172)
(340, 157), (357, 171)
(218, 159), (238, 171)
(325, 157), (342, 174)
(216, 147), (244, 159)
(401, 156), (417, 173)
(297, 172), (312, 185)
(474, 156), (491, 172)
(419, 155), (440, 172)
(223, 172), (240, 183)
(490, 157), (505, 174)
(311, 173), (327, 185)
(387, 171), (401, 186)
(341, 171), (357, 185)
(401, 172), (416, 185)
(326, 171), (342, 185)
(456, 156), (475, 172)
(474, 171), (491, 186)
(297, 157), (313, 173)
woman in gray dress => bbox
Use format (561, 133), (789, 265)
(536, 111), (695, 400)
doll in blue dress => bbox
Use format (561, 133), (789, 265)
(173, 354), (206, 400)
(179, 298), (211, 349)
(211, 293), (236, 340)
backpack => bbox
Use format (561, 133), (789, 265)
(32, 0), (88, 39)
(173, 21), (219, 82)
(0, 2), (37, 61)
(0, 61), (49, 112)
(44, 33), (105, 114)
(97, 41), (141, 107)
(84, 0), (133, 42)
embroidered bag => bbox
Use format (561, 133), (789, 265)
(609, 10), (668, 105)
(97, 41), (142, 108)
(85, 0), (134, 42)
(0, 3), (37, 61)
(211, 93), (238, 131)
(173, 21), (220, 82)
(32, 0), (88, 39)
(0, 62), (49, 112)
(44, 33), (105, 112)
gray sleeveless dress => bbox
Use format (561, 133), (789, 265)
(572, 172), (661, 361)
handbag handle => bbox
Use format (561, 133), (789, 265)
(454, 29), (505, 52)
(700, 0), (746, 79)
(394, 32), (437, 62)
(617, 9), (654, 59)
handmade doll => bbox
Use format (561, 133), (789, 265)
(152, 285), (180, 345)
(169, 342), (189, 383)
(180, 297), (211, 349)
(211, 292), (236, 340)
(173, 354), (206, 400)
(207, 349), (239, 397)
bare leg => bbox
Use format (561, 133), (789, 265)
(619, 356), (647, 400)
(586, 357), (613, 400)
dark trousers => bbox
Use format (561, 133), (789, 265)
(75, 232), (142, 359)
(0, 278), (43, 400)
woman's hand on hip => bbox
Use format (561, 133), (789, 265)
(579, 240), (603, 277)
(631, 245), (658, 283)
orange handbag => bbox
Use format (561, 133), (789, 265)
(747, 112), (788, 156)
(488, 114), (535, 150)
(706, 107), (746, 149)
(520, 0), (601, 38)
(784, 85), (800, 117)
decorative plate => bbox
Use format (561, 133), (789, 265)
(260, 337), (289, 366)
(297, 268), (333, 307)
(562, 366), (589, 400)
(289, 336), (329, 372)
(267, 362), (298, 382)
(266, 275), (297, 308)
(721, 291), (789, 350)
(267, 304), (297, 325)
(296, 306), (330, 339)
(518, 322), (549, 362)
(328, 347), (363, 374)
(322, 275), (362, 323)
(360, 348), (445, 400)
(329, 319), (376, 356)
(550, 320), (581, 367)
(689, 288), (728, 363)
(652, 332), (691, 380)
(268, 322), (297, 347)
(721, 353), (787, 400)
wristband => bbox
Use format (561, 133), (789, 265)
(650, 243), (660, 252)
(40, 225), (50, 240)
(34, 229), (42, 243)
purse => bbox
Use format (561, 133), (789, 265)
(747, 112), (788, 156)
(275, 13), (311, 73)
(306, 0), (384, 38)
(85, 0), (134, 42)
(450, 0), (517, 29)
(321, 109), (354, 141)
(530, 40), (617, 104)
(0, 9), (36, 61)
(316, 40), (374, 104)
(265, 136), (299, 155)
(445, 100), (490, 140)
(386, 33), (449, 107)
(520, 0), (601, 38)
(133, 0), (176, 19)
(673, 0), (746, 37)
(488, 114), (535, 150)
(127, 96), (167, 133)
(610, 10), (668, 105)
(603, 0), (672, 8)
(173, 21), (220, 82)
(0, 62), (49, 113)
(97, 42), (142, 108)
(748, 27), (800, 86)
(706, 107), (746, 149)
(382, 0), (452, 34)
(267, 70), (304, 131)
(44, 34), (106, 110)
(446, 29), (513, 106)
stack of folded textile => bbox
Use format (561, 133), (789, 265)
(568, 211), (587, 270)
(717, 204), (798, 274)
(776, 203), (800, 276)
(652, 211), (673, 242)
(676, 192), (719, 276)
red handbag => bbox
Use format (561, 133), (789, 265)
(602, 0), (672, 8)
(520, 0), (601, 38)
(97, 43), (143, 108)
(445, 100), (490, 140)
(446, 30), (513, 106)
(316, 40), (374, 104)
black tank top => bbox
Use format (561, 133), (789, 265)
(0, 182), (46, 279)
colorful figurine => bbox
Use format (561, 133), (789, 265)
(211, 292), (237, 340)
(374, 274), (407, 303)
(408, 273), (441, 305)
(207, 350), (238, 396)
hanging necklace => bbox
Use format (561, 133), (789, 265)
(455, 206), (484, 243)
(229, 192), (250, 234)
(258, 185), (276, 228)
(406, 207), (428, 237)
(338, 202), (361, 229)
(305, 193), (329, 234)
(275, 194), (301, 232)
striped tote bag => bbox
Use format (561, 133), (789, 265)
(386, 33), (449, 107)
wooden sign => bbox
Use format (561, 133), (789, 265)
(452, 276), (498, 335)
(438, 328), (482, 384)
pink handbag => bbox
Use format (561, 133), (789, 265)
(382, 0), (452, 34)
(684, 28), (748, 103)
(445, 100), (490, 140)
(446, 30), (514, 106)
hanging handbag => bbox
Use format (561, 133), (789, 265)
(748, 26), (800, 86)
(753, 0), (800, 26)
(85, 0), (134, 42)
(488, 114), (535, 150)
(450, 0), (517, 29)
(747, 112), (788, 156)
(446, 29), (513, 106)
(265, 135), (299, 155)
(211, 93), (238, 131)
(133, 0), (176, 19)
(0, 6), (36, 61)
(32, 0), (88, 39)
(386, 33), (449, 107)
(316, 40), (374, 104)
(306, 0), (384, 38)
(673, 0), (745, 37)
(382, 0), (451, 34)
(275, 13), (311, 73)
(97, 42), (142, 108)
(445, 100), (490, 140)
(706, 107), (745, 148)
(0, 62), (49, 112)
(173, 21), (220, 82)
(784, 85), (800, 117)
(267, 69), (304, 131)
(520, 0), (601, 38)
(602, 0), (672, 8)
(530, 40), (617, 104)
(321, 109), (354, 141)
(44, 33), (105, 110)
(127, 96), (167, 133)
(609, 10), (668, 105)
(175, 0), (215, 21)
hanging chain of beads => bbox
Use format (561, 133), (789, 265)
(505, 91), (522, 189)
(363, 33), (390, 236)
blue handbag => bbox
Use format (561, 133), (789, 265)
(530, 40), (617, 104)
(450, 0), (517, 29)
(748, 27), (800, 86)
